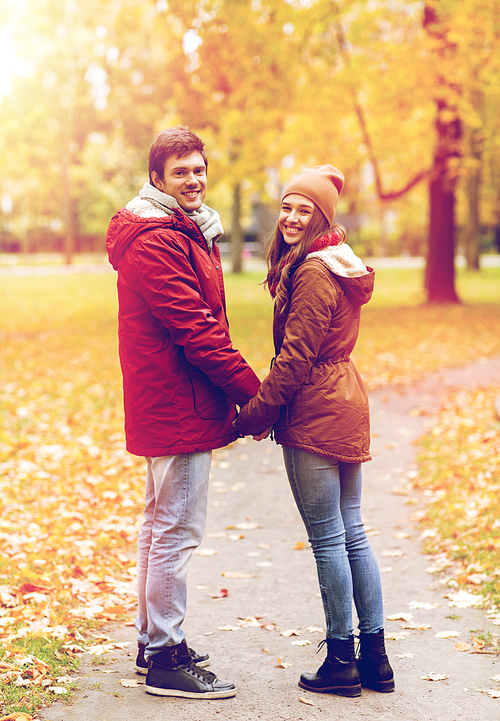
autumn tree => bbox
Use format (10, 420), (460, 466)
(290, 0), (500, 302)
(149, 0), (304, 271)
(1, 0), (500, 288)
(0, 0), (177, 256)
(1, 0), (108, 262)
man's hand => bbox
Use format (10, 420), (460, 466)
(253, 428), (272, 441)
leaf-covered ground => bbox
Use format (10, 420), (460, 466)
(224, 267), (500, 384)
(0, 267), (499, 714)
(413, 384), (500, 608)
(0, 275), (145, 715)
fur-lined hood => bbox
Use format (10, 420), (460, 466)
(306, 243), (374, 307)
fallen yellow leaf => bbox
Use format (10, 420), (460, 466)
(435, 631), (459, 639)
(387, 612), (414, 622)
(238, 616), (261, 627)
(261, 622), (277, 631)
(423, 673), (447, 681)
(120, 679), (143, 688)
(472, 635), (485, 650)
(195, 548), (216, 556)
(280, 629), (301, 638)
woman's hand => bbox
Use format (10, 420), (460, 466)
(252, 427), (272, 441)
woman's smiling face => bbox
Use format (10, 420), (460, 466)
(279, 194), (315, 246)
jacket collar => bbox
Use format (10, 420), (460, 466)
(106, 207), (208, 271)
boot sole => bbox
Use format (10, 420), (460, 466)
(298, 680), (361, 697)
(362, 679), (395, 693)
(136, 658), (210, 675)
(145, 684), (235, 699)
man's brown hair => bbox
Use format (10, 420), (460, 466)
(148, 126), (208, 187)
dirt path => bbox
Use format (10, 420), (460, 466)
(40, 356), (500, 721)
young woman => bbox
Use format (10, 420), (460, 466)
(235, 165), (394, 697)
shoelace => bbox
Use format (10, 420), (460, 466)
(354, 635), (361, 659)
(317, 639), (327, 655)
(316, 637), (358, 664)
(318, 636), (361, 653)
(179, 658), (217, 683)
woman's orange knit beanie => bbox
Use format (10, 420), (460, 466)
(282, 165), (344, 225)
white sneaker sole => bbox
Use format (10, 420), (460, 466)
(145, 684), (236, 699)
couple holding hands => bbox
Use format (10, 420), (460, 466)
(106, 126), (394, 701)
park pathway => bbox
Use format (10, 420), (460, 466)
(40, 356), (500, 721)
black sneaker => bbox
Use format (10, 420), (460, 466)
(145, 641), (235, 699)
(135, 641), (209, 675)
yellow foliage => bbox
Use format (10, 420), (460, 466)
(414, 384), (500, 603)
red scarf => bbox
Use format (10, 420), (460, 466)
(269, 230), (342, 298)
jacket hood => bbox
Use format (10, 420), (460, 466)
(306, 244), (374, 307)
(106, 207), (204, 271)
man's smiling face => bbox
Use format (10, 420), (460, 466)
(152, 151), (207, 212)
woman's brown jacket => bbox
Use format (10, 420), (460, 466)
(236, 244), (374, 463)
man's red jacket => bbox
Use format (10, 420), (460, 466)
(106, 207), (260, 457)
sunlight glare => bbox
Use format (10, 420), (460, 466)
(0, 31), (17, 97)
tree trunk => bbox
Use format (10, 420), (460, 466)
(464, 90), (483, 271)
(61, 113), (75, 265)
(424, 5), (461, 304)
(231, 182), (243, 274)
(379, 206), (388, 257)
(464, 158), (481, 271)
(425, 166), (459, 303)
(425, 104), (461, 304)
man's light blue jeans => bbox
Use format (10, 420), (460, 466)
(135, 452), (211, 656)
(283, 447), (384, 639)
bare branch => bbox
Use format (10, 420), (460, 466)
(335, 22), (428, 201)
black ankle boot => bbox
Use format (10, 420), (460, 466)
(299, 636), (361, 697)
(357, 629), (395, 692)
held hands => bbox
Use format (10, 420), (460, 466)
(252, 427), (272, 441)
(232, 419), (271, 442)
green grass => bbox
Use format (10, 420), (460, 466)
(0, 636), (79, 717)
(367, 266), (500, 307)
(0, 272), (118, 334)
(0, 267), (499, 383)
(224, 267), (500, 384)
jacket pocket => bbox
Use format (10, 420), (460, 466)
(187, 365), (230, 420)
(273, 403), (290, 431)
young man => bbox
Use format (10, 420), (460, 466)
(106, 126), (260, 699)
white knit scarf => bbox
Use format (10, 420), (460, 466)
(126, 183), (224, 251)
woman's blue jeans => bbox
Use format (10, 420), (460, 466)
(283, 447), (384, 640)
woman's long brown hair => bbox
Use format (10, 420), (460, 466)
(264, 206), (345, 313)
